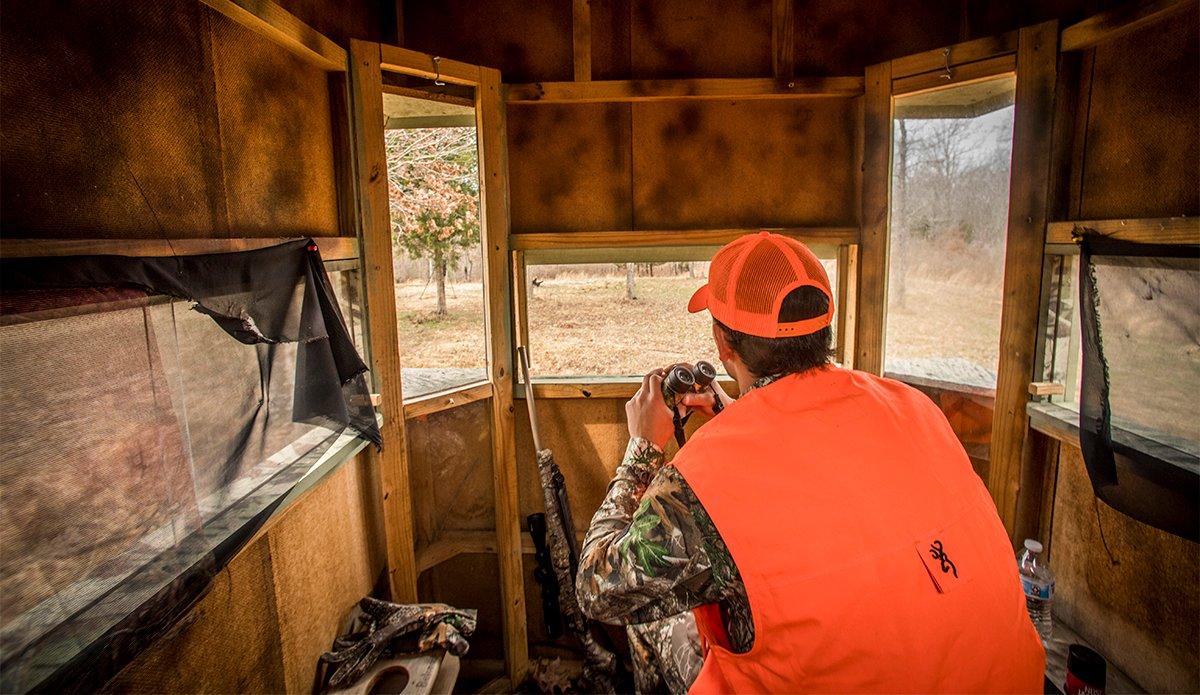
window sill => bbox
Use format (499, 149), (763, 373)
(1028, 401), (1200, 472)
(514, 376), (739, 400)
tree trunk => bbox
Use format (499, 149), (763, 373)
(625, 263), (637, 300)
(435, 249), (448, 316)
(892, 119), (909, 308)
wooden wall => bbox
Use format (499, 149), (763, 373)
(103, 451), (387, 694)
(1041, 7), (1199, 693)
(1049, 444), (1199, 693)
(0, 0), (388, 240)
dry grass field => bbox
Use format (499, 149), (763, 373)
(396, 266), (1004, 379)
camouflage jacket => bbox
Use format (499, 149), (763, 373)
(576, 422), (757, 654)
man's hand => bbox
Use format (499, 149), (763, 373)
(626, 368), (676, 449)
(679, 380), (735, 417)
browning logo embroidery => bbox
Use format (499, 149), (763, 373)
(928, 540), (958, 578)
(916, 530), (971, 594)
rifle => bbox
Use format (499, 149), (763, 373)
(518, 347), (623, 693)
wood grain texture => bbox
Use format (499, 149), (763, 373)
(630, 0), (771, 79)
(573, 0), (592, 81)
(772, 0), (795, 81)
(380, 44), (482, 85)
(268, 453), (384, 693)
(835, 243), (858, 365)
(1076, 8), (1200, 219)
(505, 77), (865, 103)
(402, 381), (493, 420)
(510, 227), (858, 249)
(987, 21), (1059, 538)
(476, 67), (530, 684)
(0, 236), (357, 258)
(853, 61), (892, 375)
(891, 54), (1017, 96)
(1045, 217), (1200, 245)
(631, 99), (859, 229)
(348, 39), (418, 603)
(889, 31), (1018, 79)
(506, 102), (633, 232)
(1050, 444), (1199, 693)
(1060, 0), (1195, 51)
(200, 0), (346, 71)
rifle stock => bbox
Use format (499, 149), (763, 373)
(519, 348), (623, 693)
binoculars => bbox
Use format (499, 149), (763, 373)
(660, 361), (720, 410)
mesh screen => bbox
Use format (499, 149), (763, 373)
(0, 240), (378, 692)
(1078, 237), (1199, 542)
(734, 241), (798, 316)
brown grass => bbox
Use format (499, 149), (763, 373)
(396, 270), (1004, 378)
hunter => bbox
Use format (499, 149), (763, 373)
(576, 232), (1045, 693)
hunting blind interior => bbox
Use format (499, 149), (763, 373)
(0, 0), (1197, 693)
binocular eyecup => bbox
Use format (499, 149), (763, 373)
(661, 361), (719, 408)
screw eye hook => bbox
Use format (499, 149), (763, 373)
(432, 56), (446, 86)
(941, 47), (953, 81)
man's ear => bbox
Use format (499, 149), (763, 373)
(712, 322), (735, 361)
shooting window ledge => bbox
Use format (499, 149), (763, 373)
(402, 379), (492, 419)
(1028, 401), (1200, 472)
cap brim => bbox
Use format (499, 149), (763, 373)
(687, 284), (709, 313)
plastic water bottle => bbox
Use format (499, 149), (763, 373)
(1018, 539), (1055, 641)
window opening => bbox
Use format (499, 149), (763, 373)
(885, 75), (1017, 393)
(383, 92), (486, 400)
(523, 249), (838, 377)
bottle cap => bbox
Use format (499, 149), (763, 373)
(1024, 539), (1043, 553)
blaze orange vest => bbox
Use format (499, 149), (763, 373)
(673, 366), (1045, 693)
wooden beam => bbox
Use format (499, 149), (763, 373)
(199, 0), (347, 71)
(573, 0), (592, 81)
(402, 381), (493, 420)
(509, 227), (859, 250)
(515, 378), (739, 400)
(505, 76), (865, 103)
(1045, 217), (1200, 245)
(892, 54), (1016, 97)
(988, 21), (1060, 539)
(853, 61), (893, 375)
(348, 39), (419, 603)
(835, 244), (858, 365)
(381, 82), (477, 108)
(0, 236), (358, 259)
(476, 67), (529, 685)
(1060, 0), (1195, 52)
(385, 114), (477, 129)
(380, 44), (482, 86)
(890, 31), (1018, 79)
(772, 0), (795, 82)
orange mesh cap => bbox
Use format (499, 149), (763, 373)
(687, 232), (834, 338)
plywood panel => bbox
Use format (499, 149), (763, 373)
(1078, 6), (1199, 219)
(269, 453), (385, 694)
(515, 398), (629, 535)
(0, 0), (218, 238)
(407, 400), (497, 549)
(102, 539), (287, 694)
(403, 0), (573, 83)
(1049, 444), (1199, 693)
(210, 9), (340, 236)
(793, 0), (960, 75)
(419, 553), (506, 660)
(508, 103), (633, 232)
(631, 99), (858, 231)
(630, 0), (771, 79)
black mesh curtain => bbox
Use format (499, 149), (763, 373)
(0, 239), (380, 692)
(1077, 235), (1200, 542)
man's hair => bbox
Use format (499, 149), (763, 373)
(715, 286), (833, 378)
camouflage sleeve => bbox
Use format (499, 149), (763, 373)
(576, 438), (725, 625)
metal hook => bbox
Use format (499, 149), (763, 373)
(941, 48), (953, 81)
(432, 56), (446, 86)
